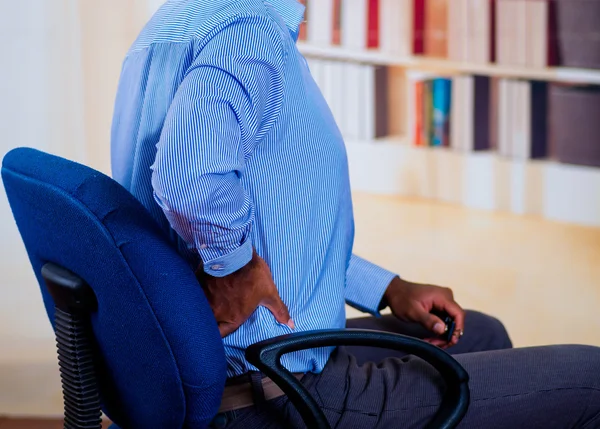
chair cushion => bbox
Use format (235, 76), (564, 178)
(2, 148), (227, 429)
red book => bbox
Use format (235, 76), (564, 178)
(415, 81), (424, 146)
(413, 0), (426, 54)
(367, 0), (379, 48)
(298, 0), (307, 41)
(332, 0), (342, 45)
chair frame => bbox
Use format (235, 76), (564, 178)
(41, 262), (469, 429)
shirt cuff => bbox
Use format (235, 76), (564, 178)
(345, 255), (398, 316)
(202, 238), (253, 277)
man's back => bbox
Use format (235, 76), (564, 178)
(111, 0), (356, 376)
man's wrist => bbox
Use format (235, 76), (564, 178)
(381, 276), (411, 310)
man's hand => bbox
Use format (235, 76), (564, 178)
(383, 276), (465, 348)
(196, 251), (294, 337)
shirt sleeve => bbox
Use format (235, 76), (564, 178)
(345, 254), (398, 316)
(151, 15), (286, 277)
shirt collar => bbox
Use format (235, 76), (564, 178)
(264, 0), (306, 41)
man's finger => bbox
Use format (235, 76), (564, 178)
(416, 310), (447, 336)
(262, 292), (294, 329)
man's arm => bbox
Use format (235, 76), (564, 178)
(345, 254), (397, 316)
(346, 254), (465, 347)
(152, 15), (293, 336)
(152, 15), (286, 277)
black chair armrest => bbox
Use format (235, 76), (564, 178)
(246, 329), (469, 429)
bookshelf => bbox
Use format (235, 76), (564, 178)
(345, 139), (600, 228)
(298, 43), (600, 85)
(298, 0), (600, 228)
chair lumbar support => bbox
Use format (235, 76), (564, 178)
(42, 263), (103, 429)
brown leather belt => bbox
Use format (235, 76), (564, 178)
(218, 374), (305, 413)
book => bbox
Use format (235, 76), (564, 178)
(307, 0), (334, 46)
(422, 79), (433, 146)
(367, 0), (380, 49)
(344, 62), (364, 140)
(379, 0), (412, 57)
(342, 0), (368, 50)
(472, 75), (491, 151)
(332, 0), (342, 45)
(432, 78), (452, 146)
(298, 0), (308, 41)
(413, 0), (426, 54)
(424, 0), (448, 58)
(414, 80), (424, 146)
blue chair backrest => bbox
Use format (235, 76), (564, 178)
(1, 148), (227, 429)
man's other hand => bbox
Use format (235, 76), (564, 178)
(383, 277), (465, 348)
(197, 250), (294, 337)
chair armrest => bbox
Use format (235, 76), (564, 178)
(245, 329), (469, 429)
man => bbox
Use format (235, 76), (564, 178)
(111, 0), (600, 427)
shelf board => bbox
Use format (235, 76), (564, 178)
(298, 43), (600, 84)
(343, 139), (600, 227)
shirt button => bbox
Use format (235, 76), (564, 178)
(211, 264), (223, 271)
(200, 244), (208, 250)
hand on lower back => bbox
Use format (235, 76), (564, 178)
(197, 250), (294, 337)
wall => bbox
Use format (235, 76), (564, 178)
(0, 0), (157, 348)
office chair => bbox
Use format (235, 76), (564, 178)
(1, 147), (469, 429)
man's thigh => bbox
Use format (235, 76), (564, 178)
(345, 310), (512, 363)
(298, 345), (600, 429)
(226, 344), (600, 429)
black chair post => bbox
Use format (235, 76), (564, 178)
(42, 263), (103, 429)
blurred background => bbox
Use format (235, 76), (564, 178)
(1, 0), (599, 423)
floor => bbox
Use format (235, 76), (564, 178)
(350, 193), (600, 347)
(0, 419), (111, 428)
(2, 193), (599, 420)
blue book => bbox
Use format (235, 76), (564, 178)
(432, 78), (452, 147)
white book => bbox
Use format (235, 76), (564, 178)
(508, 80), (521, 158)
(497, 78), (510, 156)
(307, 58), (325, 93)
(342, 0), (367, 51)
(512, 81), (532, 160)
(322, 60), (336, 114)
(379, 0), (412, 57)
(515, 0), (528, 66)
(307, 0), (334, 46)
(450, 76), (463, 151)
(460, 0), (471, 62)
(522, 81), (532, 159)
(360, 64), (376, 141)
(527, 0), (548, 68)
(330, 61), (346, 135)
(470, 0), (491, 63)
(496, 0), (508, 65)
(344, 63), (363, 140)
(463, 76), (475, 152)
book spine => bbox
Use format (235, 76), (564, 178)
(332, 0), (342, 45)
(422, 80), (433, 146)
(432, 78), (452, 146)
(490, 0), (496, 62)
(299, 0), (308, 41)
(413, 0), (426, 54)
(415, 80), (424, 146)
(473, 75), (491, 150)
(374, 66), (388, 137)
(530, 80), (548, 159)
(367, 0), (380, 48)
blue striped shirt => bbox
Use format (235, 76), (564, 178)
(111, 0), (397, 377)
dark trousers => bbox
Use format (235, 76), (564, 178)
(216, 311), (600, 428)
